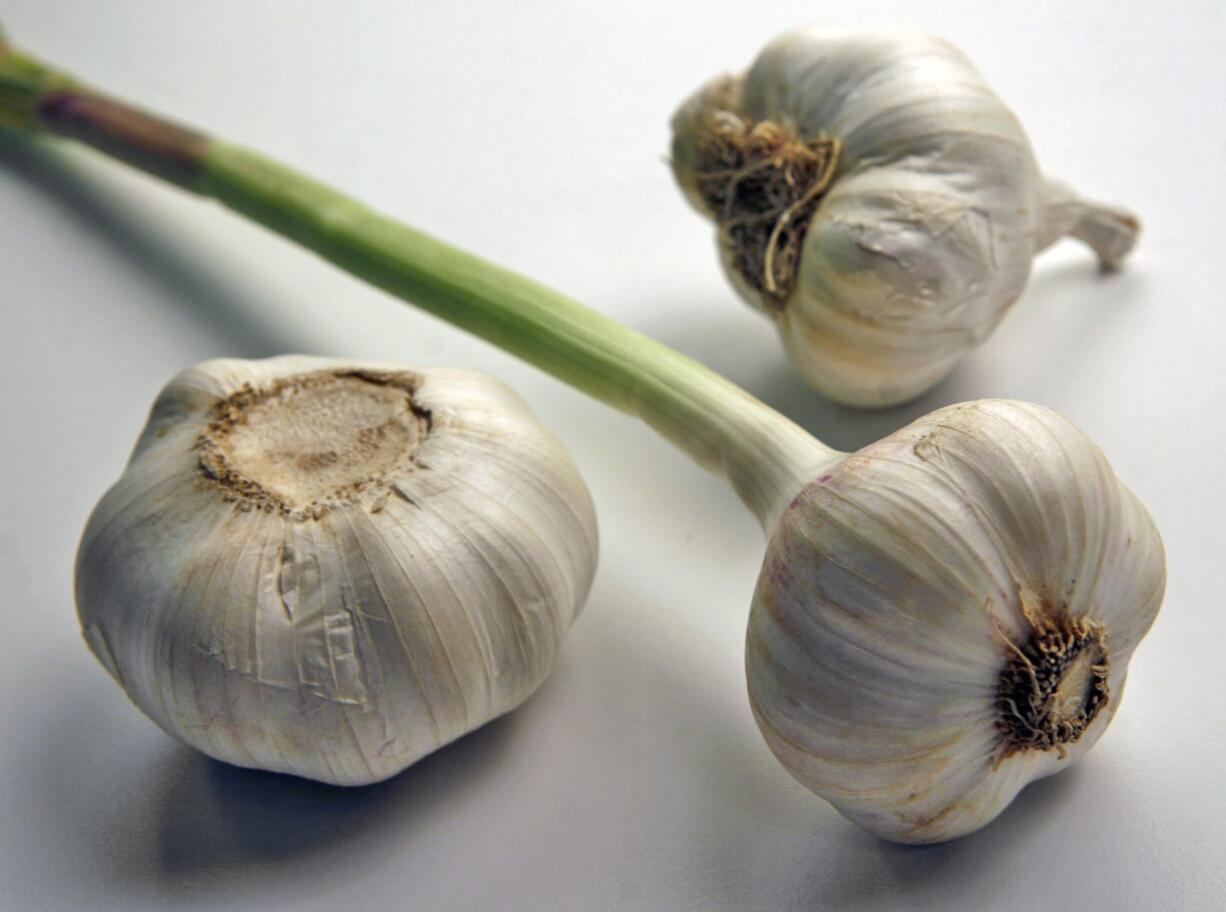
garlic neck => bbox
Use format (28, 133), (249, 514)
(1037, 178), (1140, 269)
(661, 387), (842, 531)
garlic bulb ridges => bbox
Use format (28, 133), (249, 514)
(76, 356), (598, 785)
(671, 30), (1142, 408)
(747, 400), (1163, 843)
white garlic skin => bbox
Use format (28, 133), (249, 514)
(672, 30), (1138, 407)
(747, 400), (1163, 843)
(76, 355), (598, 785)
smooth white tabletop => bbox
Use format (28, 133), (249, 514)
(2, 2), (1222, 909)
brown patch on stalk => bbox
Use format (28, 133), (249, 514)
(690, 115), (839, 311)
(36, 91), (209, 188)
(995, 612), (1109, 760)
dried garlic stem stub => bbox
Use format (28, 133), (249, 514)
(671, 30), (1142, 408)
(3, 38), (1163, 842)
(76, 356), (597, 785)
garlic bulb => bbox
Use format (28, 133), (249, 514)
(670, 29), (1141, 407)
(6, 42), (1164, 843)
(749, 400), (1163, 842)
(76, 355), (597, 784)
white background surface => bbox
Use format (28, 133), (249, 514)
(1, 2), (1223, 909)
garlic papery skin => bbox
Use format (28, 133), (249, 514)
(75, 355), (598, 785)
(671, 30), (1141, 408)
(748, 400), (1164, 843)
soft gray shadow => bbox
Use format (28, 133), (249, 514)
(154, 711), (518, 879)
(697, 753), (1088, 909)
(808, 768), (1085, 907)
(0, 128), (315, 358)
(1004, 255), (1152, 391)
(29, 664), (556, 904)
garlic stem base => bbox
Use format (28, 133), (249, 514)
(1038, 178), (1141, 269)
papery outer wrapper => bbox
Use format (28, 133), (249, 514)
(747, 400), (1164, 842)
(672, 31), (1046, 407)
(76, 355), (599, 785)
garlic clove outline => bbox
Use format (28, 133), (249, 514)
(76, 355), (598, 785)
(671, 29), (1142, 408)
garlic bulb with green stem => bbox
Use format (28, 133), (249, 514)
(1, 38), (1165, 842)
(76, 356), (598, 785)
(670, 29), (1141, 407)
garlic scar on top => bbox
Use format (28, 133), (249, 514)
(197, 370), (431, 518)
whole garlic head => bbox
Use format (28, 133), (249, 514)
(76, 355), (598, 785)
(671, 30), (1140, 407)
(748, 400), (1164, 842)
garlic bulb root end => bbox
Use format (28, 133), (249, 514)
(995, 612), (1109, 760)
(673, 80), (840, 312)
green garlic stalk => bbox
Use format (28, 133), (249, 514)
(1, 35), (1165, 843)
